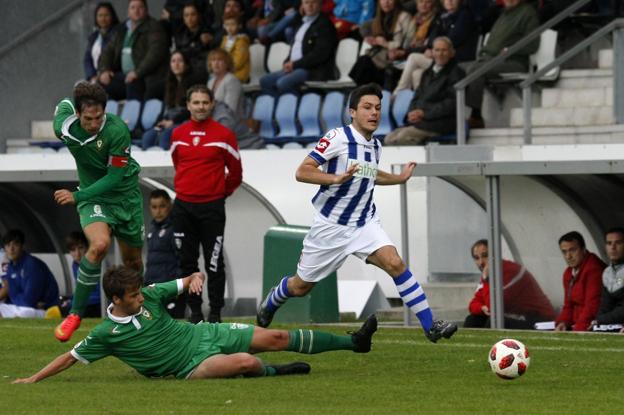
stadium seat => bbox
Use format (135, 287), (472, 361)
(242, 43), (267, 93)
(359, 41), (372, 56)
(274, 93), (299, 142)
(374, 90), (393, 138)
(282, 142), (303, 149)
(266, 42), (290, 73)
(392, 89), (415, 127)
(105, 99), (119, 115)
(120, 100), (141, 131)
(306, 38), (358, 89)
(252, 94), (276, 139)
(321, 91), (346, 131)
(141, 99), (163, 130)
(265, 143), (281, 150)
(298, 93), (322, 142)
(494, 29), (559, 83)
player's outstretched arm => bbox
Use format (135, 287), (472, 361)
(181, 272), (206, 295)
(375, 162), (417, 186)
(295, 156), (359, 185)
(12, 352), (77, 384)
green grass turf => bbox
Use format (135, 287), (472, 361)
(2, 318), (624, 415)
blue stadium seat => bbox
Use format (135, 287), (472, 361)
(252, 95), (275, 140)
(105, 100), (119, 115)
(141, 99), (163, 130)
(392, 90), (415, 127)
(374, 90), (393, 138)
(275, 94), (299, 142)
(298, 93), (322, 142)
(120, 100), (141, 131)
(321, 91), (346, 131)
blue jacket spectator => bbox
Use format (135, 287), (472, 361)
(84, 2), (120, 82)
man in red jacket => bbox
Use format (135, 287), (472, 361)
(464, 239), (555, 329)
(555, 231), (606, 332)
(170, 85), (243, 324)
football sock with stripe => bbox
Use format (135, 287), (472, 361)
(286, 329), (354, 354)
(393, 269), (433, 332)
(265, 276), (292, 312)
(69, 257), (101, 317)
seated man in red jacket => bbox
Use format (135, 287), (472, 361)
(464, 239), (556, 329)
(555, 231), (606, 331)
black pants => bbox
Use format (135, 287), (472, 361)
(464, 313), (536, 330)
(172, 198), (226, 314)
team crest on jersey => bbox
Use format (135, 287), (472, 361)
(142, 309), (153, 320)
(159, 229), (166, 238)
(96, 139), (103, 150)
(193, 136), (201, 146)
(315, 138), (331, 153)
(175, 238), (182, 250)
(90, 204), (106, 218)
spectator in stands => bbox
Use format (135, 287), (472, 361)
(160, 0), (214, 41)
(589, 228), (624, 330)
(331, 0), (375, 40)
(144, 190), (185, 318)
(463, 239), (555, 329)
(173, 2), (213, 79)
(84, 2), (120, 83)
(98, 0), (169, 101)
(0, 230), (60, 319)
(349, 0), (415, 89)
(555, 231), (606, 332)
(394, 0), (477, 94)
(64, 231), (101, 318)
(220, 11), (251, 83)
(465, 0), (539, 128)
(247, 0), (291, 41)
(260, 0), (338, 95)
(385, 37), (464, 145)
(142, 51), (195, 150)
(211, 0), (253, 48)
(207, 48), (245, 118)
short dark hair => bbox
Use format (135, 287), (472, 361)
(2, 229), (25, 246)
(103, 265), (144, 300)
(94, 2), (120, 29)
(471, 239), (488, 257)
(605, 227), (624, 239)
(65, 231), (88, 251)
(559, 231), (586, 249)
(73, 81), (107, 112)
(129, 0), (148, 10)
(186, 84), (214, 102)
(348, 83), (383, 110)
(150, 189), (171, 201)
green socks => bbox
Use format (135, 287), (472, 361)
(69, 257), (101, 316)
(286, 329), (354, 354)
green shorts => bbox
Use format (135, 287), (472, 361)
(177, 322), (255, 379)
(77, 188), (144, 247)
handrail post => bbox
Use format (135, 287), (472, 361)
(614, 23), (624, 124)
(457, 88), (466, 145)
(522, 86), (532, 144)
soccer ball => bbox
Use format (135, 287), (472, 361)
(488, 338), (530, 380)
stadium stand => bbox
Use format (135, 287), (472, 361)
(140, 99), (163, 131)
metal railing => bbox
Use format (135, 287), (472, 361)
(520, 18), (624, 143)
(0, 0), (85, 61)
(454, 0), (592, 145)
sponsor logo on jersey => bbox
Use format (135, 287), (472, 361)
(96, 139), (103, 150)
(347, 159), (377, 179)
(315, 138), (331, 153)
(90, 204), (106, 218)
(193, 136), (201, 146)
(190, 131), (206, 136)
(230, 323), (249, 330)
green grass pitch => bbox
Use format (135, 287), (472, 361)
(2, 318), (623, 415)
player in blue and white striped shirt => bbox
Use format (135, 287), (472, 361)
(257, 84), (457, 343)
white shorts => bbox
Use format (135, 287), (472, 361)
(297, 212), (394, 283)
(0, 303), (45, 318)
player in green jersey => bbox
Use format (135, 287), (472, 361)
(12, 266), (378, 383)
(52, 82), (144, 343)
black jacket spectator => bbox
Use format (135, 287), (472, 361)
(428, 6), (479, 62)
(144, 215), (178, 285)
(288, 12), (338, 81)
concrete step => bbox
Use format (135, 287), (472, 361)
(556, 68), (613, 89)
(469, 124), (624, 145)
(598, 49), (613, 69)
(541, 86), (613, 108)
(31, 120), (55, 140)
(510, 106), (614, 127)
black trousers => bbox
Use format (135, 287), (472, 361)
(464, 313), (536, 330)
(172, 198), (226, 314)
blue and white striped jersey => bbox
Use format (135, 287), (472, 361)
(307, 125), (382, 227)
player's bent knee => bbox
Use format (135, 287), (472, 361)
(88, 240), (110, 260)
(238, 354), (262, 373)
(385, 256), (406, 277)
